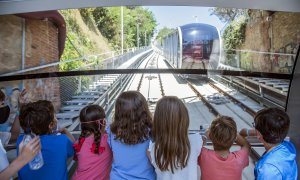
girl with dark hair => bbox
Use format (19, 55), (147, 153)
(148, 96), (202, 180)
(72, 104), (112, 180)
(108, 91), (155, 180)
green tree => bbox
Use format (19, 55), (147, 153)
(209, 8), (246, 23)
(60, 9), (101, 71)
(92, 7), (157, 50)
(156, 27), (175, 45)
(93, 7), (119, 41)
(222, 17), (247, 65)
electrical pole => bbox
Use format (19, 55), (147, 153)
(121, 6), (124, 54)
(193, 15), (198, 23)
(137, 23), (140, 48)
(144, 31), (147, 46)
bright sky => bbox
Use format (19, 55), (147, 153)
(145, 6), (226, 36)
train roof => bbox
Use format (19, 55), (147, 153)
(179, 23), (217, 31)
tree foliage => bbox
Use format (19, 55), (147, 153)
(59, 7), (157, 72)
(209, 8), (246, 23)
(222, 17), (247, 65)
(60, 10), (92, 71)
(222, 17), (247, 51)
(155, 27), (175, 46)
(92, 7), (157, 50)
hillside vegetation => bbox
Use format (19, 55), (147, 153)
(59, 7), (156, 71)
(59, 9), (111, 71)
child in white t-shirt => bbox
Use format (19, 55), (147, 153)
(147, 96), (202, 180)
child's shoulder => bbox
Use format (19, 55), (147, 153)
(45, 134), (71, 143)
(105, 126), (111, 133)
(201, 146), (213, 153)
(101, 133), (109, 140)
(232, 148), (249, 157)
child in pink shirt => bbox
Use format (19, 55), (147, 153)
(72, 105), (112, 180)
(198, 116), (250, 180)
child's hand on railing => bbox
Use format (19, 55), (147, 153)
(59, 128), (76, 143)
(239, 128), (256, 137)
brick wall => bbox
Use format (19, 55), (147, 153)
(240, 11), (300, 73)
(0, 15), (61, 111)
(0, 15), (22, 74)
(23, 18), (61, 111)
(25, 19), (59, 69)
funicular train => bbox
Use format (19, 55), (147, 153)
(162, 23), (221, 70)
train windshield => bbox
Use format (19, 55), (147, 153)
(181, 24), (220, 66)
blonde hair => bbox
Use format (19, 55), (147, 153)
(152, 96), (190, 173)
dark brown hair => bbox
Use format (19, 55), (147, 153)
(209, 116), (237, 151)
(153, 96), (190, 173)
(254, 108), (289, 144)
(79, 104), (106, 154)
(110, 91), (152, 145)
(19, 100), (55, 135)
(0, 90), (5, 102)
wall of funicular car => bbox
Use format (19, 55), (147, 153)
(163, 23), (221, 69)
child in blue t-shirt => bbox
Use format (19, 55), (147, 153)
(16, 100), (75, 180)
(107, 91), (155, 180)
(240, 108), (298, 180)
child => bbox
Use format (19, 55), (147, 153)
(107, 91), (155, 180)
(241, 108), (298, 179)
(72, 104), (112, 180)
(0, 89), (27, 145)
(0, 137), (40, 180)
(16, 100), (74, 180)
(148, 96), (203, 180)
(198, 116), (249, 180)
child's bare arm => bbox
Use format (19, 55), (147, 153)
(235, 134), (250, 153)
(201, 129), (209, 146)
(60, 128), (75, 142)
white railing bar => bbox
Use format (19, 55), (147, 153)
(224, 48), (295, 56)
(0, 48), (139, 77)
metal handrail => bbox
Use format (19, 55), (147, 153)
(0, 47), (150, 77)
(66, 50), (152, 132)
(223, 48), (296, 56)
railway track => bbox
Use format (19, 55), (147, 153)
(187, 78), (254, 128)
(61, 50), (152, 133)
(182, 76), (263, 167)
(135, 53), (165, 104)
(214, 75), (287, 109)
(156, 54), (165, 97)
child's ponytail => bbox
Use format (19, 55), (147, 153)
(73, 105), (106, 158)
(73, 130), (89, 160)
(92, 128), (104, 154)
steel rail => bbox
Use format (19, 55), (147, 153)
(156, 54), (165, 97)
